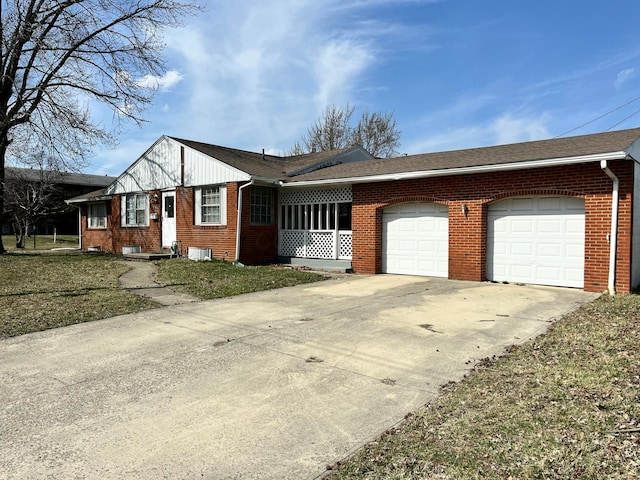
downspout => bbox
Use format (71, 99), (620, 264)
(600, 160), (619, 296)
(235, 180), (254, 264)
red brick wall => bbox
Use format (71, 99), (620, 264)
(175, 185), (238, 261)
(174, 183), (277, 264)
(238, 185), (278, 265)
(78, 183), (277, 264)
(80, 193), (162, 253)
(352, 161), (634, 293)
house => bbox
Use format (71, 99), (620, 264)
(67, 128), (640, 294)
(3, 167), (115, 235)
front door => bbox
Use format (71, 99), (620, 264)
(162, 191), (176, 248)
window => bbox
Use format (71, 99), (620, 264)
(280, 202), (350, 231)
(88, 202), (106, 229)
(121, 193), (148, 226)
(250, 186), (274, 225)
(195, 185), (226, 225)
(338, 203), (352, 230)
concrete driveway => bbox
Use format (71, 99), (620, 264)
(0, 275), (597, 479)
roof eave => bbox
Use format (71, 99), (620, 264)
(65, 195), (113, 205)
(280, 151), (629, 188)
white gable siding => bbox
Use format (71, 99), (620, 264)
(182, 147), (250, 187)
(108, 137), (181, 194)
(107, 137), (252, 195)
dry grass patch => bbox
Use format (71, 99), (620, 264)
(156, 258), (324, 299)
(0, 251), (158, 338)
(328, 294), (640, 479)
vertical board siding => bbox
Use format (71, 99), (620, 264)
(108, 137), (181, 194)
(183, 148), (250, 187)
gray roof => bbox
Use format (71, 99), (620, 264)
(286, 127), (640, 182)
(66, 188), (112, 204)
(170, 137), (373, 180)
(6, 167), (115, 187)
(66, 127), (640, 204)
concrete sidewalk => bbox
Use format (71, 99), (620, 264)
(118, 260), (199, 305)
(0, 275), (598, 479)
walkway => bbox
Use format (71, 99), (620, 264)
(118, 260), (199, 306)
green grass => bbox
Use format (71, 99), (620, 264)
(1, 234), (79, 251)
(156, 257), (324, 299)
(327, 294), (640, 479)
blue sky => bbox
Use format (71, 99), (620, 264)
(88, 0), (640, 175)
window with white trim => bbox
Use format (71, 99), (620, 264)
(121, 193), (148, 226)
(87, 202), (107, 229)
(195, 185), (226, 225)
(250, 186), (274, 225)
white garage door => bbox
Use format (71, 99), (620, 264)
(487, 196), (585, 288)
(382, 202), (448, 277)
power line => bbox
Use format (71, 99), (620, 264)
(605, 105), (640, 131)
(553, 93), (640, 138)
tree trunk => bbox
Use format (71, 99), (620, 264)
(0, 139), (7, 254)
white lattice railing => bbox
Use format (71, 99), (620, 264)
(279, 230), (352, 260)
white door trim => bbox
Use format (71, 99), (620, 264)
(161, 191), (177, 248)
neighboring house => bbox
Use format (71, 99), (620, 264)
(3, 167), (115, 235)
(67, 128), (640, 294)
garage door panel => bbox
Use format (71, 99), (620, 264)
(537, 243), (561, 257)
(538, 197), (562, 210)
(538, 219), (562, 232)
(382, 202), (448, 277)
(510, 219), (535, 233)
(487, 196), (584, 288)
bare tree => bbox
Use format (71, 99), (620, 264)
(0, 0), (200, 253)
(290, 103), (401, 158)
(4, 164), (62, 248)
(351, 110), (401, 159)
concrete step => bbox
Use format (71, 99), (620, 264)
(275, 257), (352, 273)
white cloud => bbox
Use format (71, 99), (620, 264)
(489, 113), (551, 145)
(155, 0), (416, 152)
(405, 112), (552, 154)
(615, 68), (635, 89)
(136, 70), (184, 91)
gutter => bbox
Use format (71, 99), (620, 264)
(600, 160), (619, 296)
(281, 151), (627, 188)
(234, 180), (254, 264)
(234, 177), (281, 264)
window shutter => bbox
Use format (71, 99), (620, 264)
(220, 185), (227, 225)
(194, 187), (202, 225)
(120, 195), (127, 227)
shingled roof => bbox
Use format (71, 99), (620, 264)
(286, 127), (640, 183)
(170, 137), (371, 180)
(6, 167), (115, 187)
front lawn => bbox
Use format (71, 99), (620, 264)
(0, 247), (324, 339)
(0, 251), (158, 338)
(155, 257), (323, 299)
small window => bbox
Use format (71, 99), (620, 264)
(250, 186), (274, 225)
(195, 185), (226, 225)
(88, 202), (107, 229)
(122, 193), (148, 226)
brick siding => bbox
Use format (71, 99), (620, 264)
(351, 161), (634, 293)
(79, 183), (277, 265)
